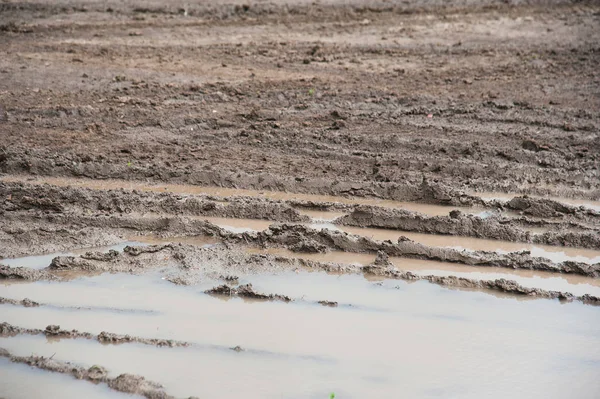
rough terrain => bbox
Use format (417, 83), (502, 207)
(1, 0), (599, 398)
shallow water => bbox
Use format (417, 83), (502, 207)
(246, 247), (600, 296)
(0, 271), (599, 399)
(180, 215), (600, 264)
(472, 191), (600, 212)
(336, 225), (600, 264)
(0, 241), (147, 269)
(0, 357), (138, 399)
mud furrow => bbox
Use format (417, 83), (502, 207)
(2, 178), (598, 248)
(2, 239), (599, 303)
(0, 322), (190, 349)
(2, 212), (599, 278)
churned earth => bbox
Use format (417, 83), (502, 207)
(1, 0), (599, 398)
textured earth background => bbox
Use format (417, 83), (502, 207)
(1, 0), (598, 198)
(1, 1), (600, 398)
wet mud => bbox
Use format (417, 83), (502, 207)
(1, 0), (599, 396)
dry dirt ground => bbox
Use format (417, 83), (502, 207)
(1, 0), (600, 398)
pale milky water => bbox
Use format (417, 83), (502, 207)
(0, 271), (599, 399)
(2, 223), (599, 296)
(247, 247), (600, 297)
(0, 357), (139, 399)
(0, 242), (146, 269)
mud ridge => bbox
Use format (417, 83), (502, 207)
(0, 347), (175, 399)
(362, 262), (600, 306)
(205, 283), (292, 302)
(2, 220), (599, 280)
(0, 180), (312, 224)
(336, 206), (600, 249)
(235, 224), (600, 277)
(0, 153), (484, 207)
(0, 265), (55, 281)
(2, 179), (597, 251)
(0, 297), (40, 307)
(0, 322), (190, 349)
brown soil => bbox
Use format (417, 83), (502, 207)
(1, 0), (599, 397)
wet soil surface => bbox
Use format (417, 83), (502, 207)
(1, 0), (600, 397)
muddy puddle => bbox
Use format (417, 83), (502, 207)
(472, 191), (600, 212)
(125, 234), (220, 247)
(1, 271), (599, 399)
(2, 175), (491, 217)
(246, 247), (600, 297)
(189, 216), (600, 265)
(0, 357), (138, 399)
(0, 241), (148, 270)
(336, 225), (600, 265)
(295, 208), (348, 221)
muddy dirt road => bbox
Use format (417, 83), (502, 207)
(1, 0), (600, 398)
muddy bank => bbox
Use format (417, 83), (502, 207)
(0, 180), (312, 223)
(2, 179), (598, 251)
(1, 2), (599, 207)
(2, 217), (599, 279)
(362, 253), (599, 305)
(0, 322), (190, 348)
(0, 150), (482, 208)
(237, 224), (600, 277)
(0, 265), (55, 281)
(205, 283), (292, 303)
(0, 347), (174, 399)
(495, 195), (599, 218)
(0, 219), (126, 259)
(0, 297), (40, 307)
(337, 206), (600, 249)
(2, 241), (599, 304)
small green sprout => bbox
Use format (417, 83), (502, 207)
(330, 393), (335, 399)
(308, 88), (315, 96)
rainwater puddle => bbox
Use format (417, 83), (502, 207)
(0, 241), (147, 269)
(2, 175), (495, 217)
(295, 208), (348, 221)
(186, 215), (600, 265)
(473, 191), (600, 212)
(0, 271), (599, 399)
(196, 216), (274, 233)
(337, 225), (600, 264)
(246, 247), (600, 296)
(0, 357), (137, 399)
